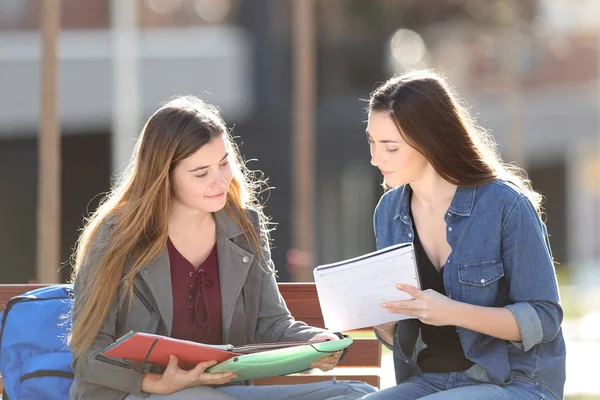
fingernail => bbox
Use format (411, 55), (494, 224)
(381, 303), (389, 308)
(396, 284), (404, 289)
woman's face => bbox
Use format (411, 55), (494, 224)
(170, 134), (233, 214)
(366, 111), (429, 187)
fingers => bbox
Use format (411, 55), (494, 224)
(166, 355), (179, 372)
(381, 300), (423, 310)
(191, 360), (219, 373)
(189, 365), (237, 385)
(310, 351), (342, 371)
(202, 371), (238, 384)
(395, 283), (421, 297)
(380, 285), (422, 309)
(311, 361), (336, 371)
(311, 331), (339, 342)
(385, 307), (420, 316)
(322, 351), (342, 362)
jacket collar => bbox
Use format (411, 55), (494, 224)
(214, 207), (247, 238)
(395, 184), (476, 222)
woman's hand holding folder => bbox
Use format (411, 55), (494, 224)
(308, 331), (344, 372)
(140, 355), (238, 395)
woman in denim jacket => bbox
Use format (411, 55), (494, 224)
(360, 70), (566, 400)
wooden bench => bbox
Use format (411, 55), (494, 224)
(0, 283), (382, 392)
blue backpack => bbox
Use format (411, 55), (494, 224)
(0, 285), (74, 400)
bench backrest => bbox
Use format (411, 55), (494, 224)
(0, 283), (381, 388)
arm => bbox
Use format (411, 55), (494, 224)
(382, 283), (521, 341)
(254, 230), (323, 343)
(453, 302), (520, 341)
(71, 222), (148, 396)
(382, 196), (563, 350)
(453, 196), (562, 346)
(373, 321), (396, 350)
(499, 196), (563, 350)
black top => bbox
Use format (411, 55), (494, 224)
(411, 220), (474, 373)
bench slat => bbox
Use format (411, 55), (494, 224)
(0, 284), (49, 310)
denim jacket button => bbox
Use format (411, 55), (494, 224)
(480, 278), (486, 284)
(448, 227), (453, 232)
(403, 215), (408, 220)
(408, 233), (413, 238)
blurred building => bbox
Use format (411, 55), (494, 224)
(0, 0), (598, 283)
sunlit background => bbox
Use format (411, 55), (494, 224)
(0, 0), (598, 398)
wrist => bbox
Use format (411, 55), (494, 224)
(141, 373), (171, 395)
(375, 325), (394, 335)
(450, 300), (471, 328)
(375, 325), (395, 344)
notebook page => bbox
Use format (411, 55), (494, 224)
(313, 243), (419, 331)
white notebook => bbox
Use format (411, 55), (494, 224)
(313, 243), (420, 332)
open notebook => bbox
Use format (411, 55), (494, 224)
(98, 331), (352, 380)
(314, 242), (420, 331)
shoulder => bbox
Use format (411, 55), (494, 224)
(474, 180), (540, 227)
(475, 180), (527, 210)
(375, 185), (407, 217)
(244, 207), (261, 227)
(86, 214), (117, 251)
(479, 180), (523, 200)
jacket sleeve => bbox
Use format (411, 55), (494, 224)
(71, 221), (148, 397)
(254, 228), (323, 343)
(501, 196), (564, 352)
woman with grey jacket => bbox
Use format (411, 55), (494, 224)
(69, 96), (376, 400)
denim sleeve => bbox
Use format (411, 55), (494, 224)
(501, 196), (563, 352)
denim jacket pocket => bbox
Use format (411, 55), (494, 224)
(458, 260), (504, 306)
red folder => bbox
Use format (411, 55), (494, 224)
(102, 332), (240, 369)
(101, 331), (329, 370)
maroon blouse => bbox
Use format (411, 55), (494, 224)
(167, 238), (222, 345)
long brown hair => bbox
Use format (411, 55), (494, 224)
(368, 69), (541, 212)
(69, 96), (268, 357)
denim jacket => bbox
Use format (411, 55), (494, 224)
(373, 181), (566, 400)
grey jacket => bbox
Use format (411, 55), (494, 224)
(70, 209), (322, 400)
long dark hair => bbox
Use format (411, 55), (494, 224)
(368, 69), (541, 212)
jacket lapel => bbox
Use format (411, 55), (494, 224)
(214, 209), (255, 343)
(139, 247), (173, 336)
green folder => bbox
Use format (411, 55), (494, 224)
(207, 337), (353, 381)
